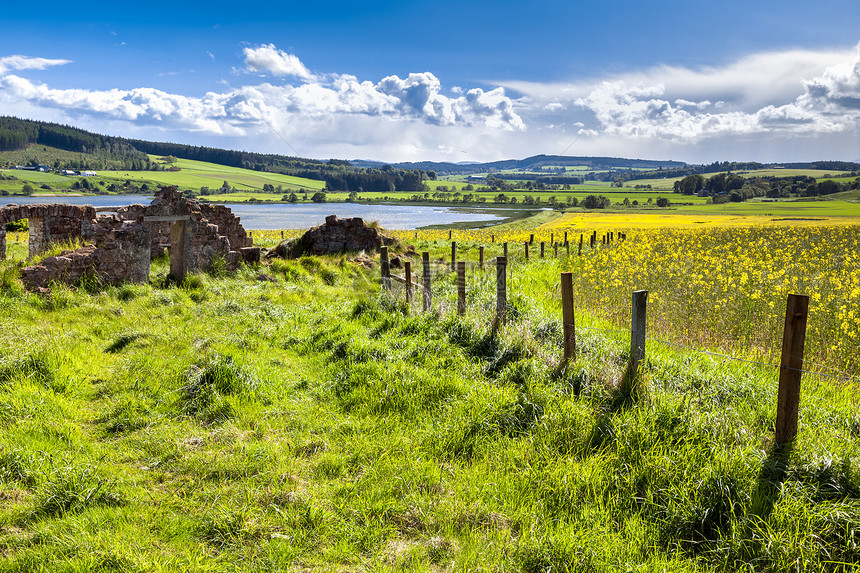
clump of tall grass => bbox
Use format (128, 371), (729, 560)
(33, 463), (124, 518)
(179, 353), (261, 422)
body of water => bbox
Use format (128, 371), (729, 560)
(3, 195), (511, 230)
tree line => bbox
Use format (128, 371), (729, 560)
(673, 172), (860, 202)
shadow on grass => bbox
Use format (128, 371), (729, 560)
(751, 441), (794, 520)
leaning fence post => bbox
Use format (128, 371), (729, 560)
(404, 260), (412, 306)
(561, 272), (575, 362)
(457, 261), (466, 315)
(380, 246), (391, 291)
(479, 246), (485, 270)
(451, 241), (457, 272)
(495, 256), (507, 325)
(422, 251), (432, 312)
(630, 290), (648, 376)
(775, 294), (809, 445)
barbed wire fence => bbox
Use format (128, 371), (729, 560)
(376, 235), (859, 446)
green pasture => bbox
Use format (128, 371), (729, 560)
(100, 157), (325, 192)
(0, 230), (856, 571)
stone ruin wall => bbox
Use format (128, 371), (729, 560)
(0, 187), (257, 290)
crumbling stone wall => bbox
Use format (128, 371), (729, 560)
(200, 203), (252, 251)
(3, 186), (254, 289)
(20, 221), (151, 289)
(272, 214), (395, 257)
(0, 204), (97, 259)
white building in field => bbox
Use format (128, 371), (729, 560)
(80, 171), (98, 177)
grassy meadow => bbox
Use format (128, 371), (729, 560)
(0, 216), (857, 572)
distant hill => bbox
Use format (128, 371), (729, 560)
(351, 154), (687, 175)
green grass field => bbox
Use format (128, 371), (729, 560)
(100, 157), (326, 192)
(0, 228), (856, 571)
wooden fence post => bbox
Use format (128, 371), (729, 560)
(448, 230), (452, 240)
(451, 241), (457, 272)
(564, 231), (568, 245)
(525, 242), (530, 260)
(630, 290), (648, 376)
(422, 251), (432, 312)
(495, 256), (507, 325)
(404, 261), (412, 306)
(479, 246), (485, 270)
(491, 234), (495, 243)
(561, 272), (575, 362)
(457, 261), (466, 315)
(540, 241), (545, 258)
(566, 242), (570, 256)
(554, 243), (559, 257)
(579, 234), (583, 256)
(380, 246), (391, 291)
(775, 294), (810, 445)
(529, 234), (534, 245)
(281, 230), (284, 239)
(503, 242), (508, 259)
(550, 233), (554, 245)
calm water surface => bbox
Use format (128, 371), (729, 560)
(3, 196), (509, 230)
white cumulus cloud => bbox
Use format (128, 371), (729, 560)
(243, 44), (314, 80)
(0, 55), (71, 75)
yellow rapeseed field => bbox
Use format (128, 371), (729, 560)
(253, 215), (860, 377)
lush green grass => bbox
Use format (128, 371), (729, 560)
(0, 233), (856, 571)
(100, 157), (326, 192)
(0, 153), (325, 196)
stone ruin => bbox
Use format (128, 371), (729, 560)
(268, 214), (395, 258)
(0, 187), (260, 290)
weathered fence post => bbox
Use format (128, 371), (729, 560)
(404, 261), (412, 306)
(479, 246), (485, 270)
(775, 294), (810, 445)
(525, 242), (530, 260)
(566, 242), (570, 256)
(448, 230), (452, 240)
(630, 290), (648, 376)
(451, 241), (457, 272)
(564, 231), (568, 245)
(540, 241), (545, 258)
(561, 272), (575, 362)
(495, 256), (507, 325)
(457, 261), (466, 315)
(554, 243), (559, 257)
(380, 246), (391, 291)
(414, 231), (418, 240)
(529, 234), (534, 245)
(422, 251), (432, 312)
(579, 234), (583, 256)
(281, 230), (284, 239)
(550, 233), (554, 245)
(503, 242), (508, 259)
(491, 234), (495, 243)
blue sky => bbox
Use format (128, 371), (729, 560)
(2, 0), (859, 163)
